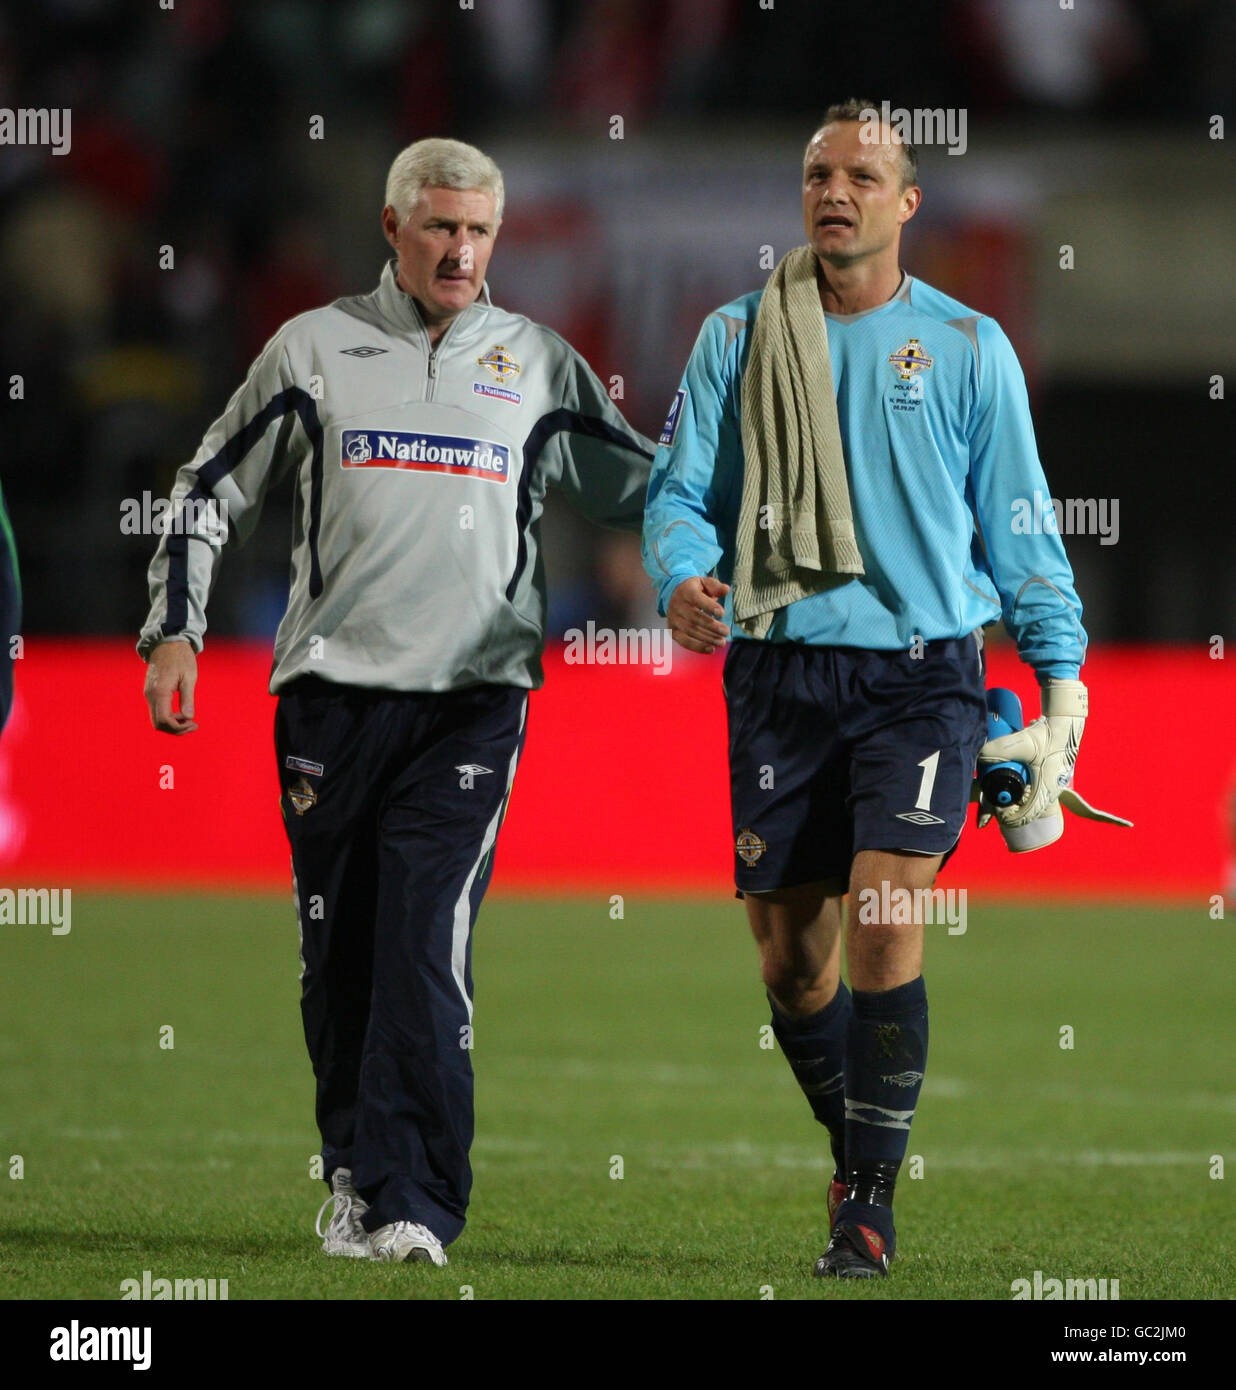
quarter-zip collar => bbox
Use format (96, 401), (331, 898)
(373, 258), (494, 347)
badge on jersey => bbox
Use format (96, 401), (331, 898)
(887, 338), (934, 381)
(341, 429), (510, 482)
(288, 778), (318, 816)
(659, 388), (687, 447)
(477, 345), (521, 382)
(735, 828), (767, 866)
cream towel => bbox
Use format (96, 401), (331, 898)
(732, 246), (863, 638)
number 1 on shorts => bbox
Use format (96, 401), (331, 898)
(915, 750), (940, 811)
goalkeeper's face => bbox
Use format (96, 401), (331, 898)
(802, 121), (919, 267)
(382, 186), (500, 326)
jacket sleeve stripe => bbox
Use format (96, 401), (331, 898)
(504, 409), (654, 603)
(163, 387), (325, 635)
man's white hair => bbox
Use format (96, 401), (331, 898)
(384, 138), (505, 224)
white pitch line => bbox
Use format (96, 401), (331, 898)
(491, 1058), (1236, 1115)
(45, 1126), (307, 1146)
(470, 1138), (1213, 1174)
(13, 1128), (1216, 1177)
(492, 1056), (975, 1093)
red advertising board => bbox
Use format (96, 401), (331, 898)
(0, 640), (1226, 900)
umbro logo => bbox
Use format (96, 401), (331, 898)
(895, 810), (945, 826)
(857, 1226), (885, 1258)
(455, 764), (493, 776)
(340, 346), (388, 358)
(881, 1070), (924, 1087)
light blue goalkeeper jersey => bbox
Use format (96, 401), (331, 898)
(642, 273), (1086, 679)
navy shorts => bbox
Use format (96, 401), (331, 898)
(724, 635), (987, 892)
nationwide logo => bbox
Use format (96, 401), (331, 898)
(888, 338), (934, 380)
(341, 429), (510, 483)
(473, 381), (522, 405)
(477, 345), (521, 382)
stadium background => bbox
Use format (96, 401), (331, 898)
(0, 0), (1233, 895)
(0, 0), (1234, 1311)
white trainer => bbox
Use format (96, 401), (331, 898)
(315, 1168), (370, 1258)
(369, 1221), (448, 1266)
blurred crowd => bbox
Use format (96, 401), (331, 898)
(0, 0), (1232, 641)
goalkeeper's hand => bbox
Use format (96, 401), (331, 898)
(976, 679), (1131, 852)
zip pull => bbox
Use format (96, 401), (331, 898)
(427, 354), (438, 379)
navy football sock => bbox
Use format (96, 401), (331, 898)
(769, 980), (851, 1178)
(841, 975), (928, 1231)
(832, 1199), (897, 1255)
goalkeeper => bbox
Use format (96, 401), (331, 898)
(643, 100), (1092, 1279)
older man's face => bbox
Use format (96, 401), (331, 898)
(802, 121), (917, 266)
(382, 186), (499, 326)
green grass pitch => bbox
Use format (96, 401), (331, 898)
(0, 894), (1230, 1300)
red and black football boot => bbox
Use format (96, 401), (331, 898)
(827, 1177), (847, 1229)
(813, 1222), (893, 1279)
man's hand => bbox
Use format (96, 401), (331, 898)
(144, 640), (199, 735)
(976, 679), (1087, 851)
(667, 576), (731, 654)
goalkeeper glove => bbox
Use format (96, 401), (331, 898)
(976, 678), (1132, 852)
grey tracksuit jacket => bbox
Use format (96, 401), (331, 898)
(138, 260), (655, 692)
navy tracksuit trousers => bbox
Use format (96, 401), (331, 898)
(275, 676), (528, 1244)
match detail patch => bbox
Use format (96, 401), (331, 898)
(473, 382), (522, 405)
(285, 756), (324, 777)
(659, 388), (686, 447)
(341, 429), (510, 482)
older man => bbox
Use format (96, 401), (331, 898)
(140, 138), (654, 1266)
(643, 101), (1089, 1277)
